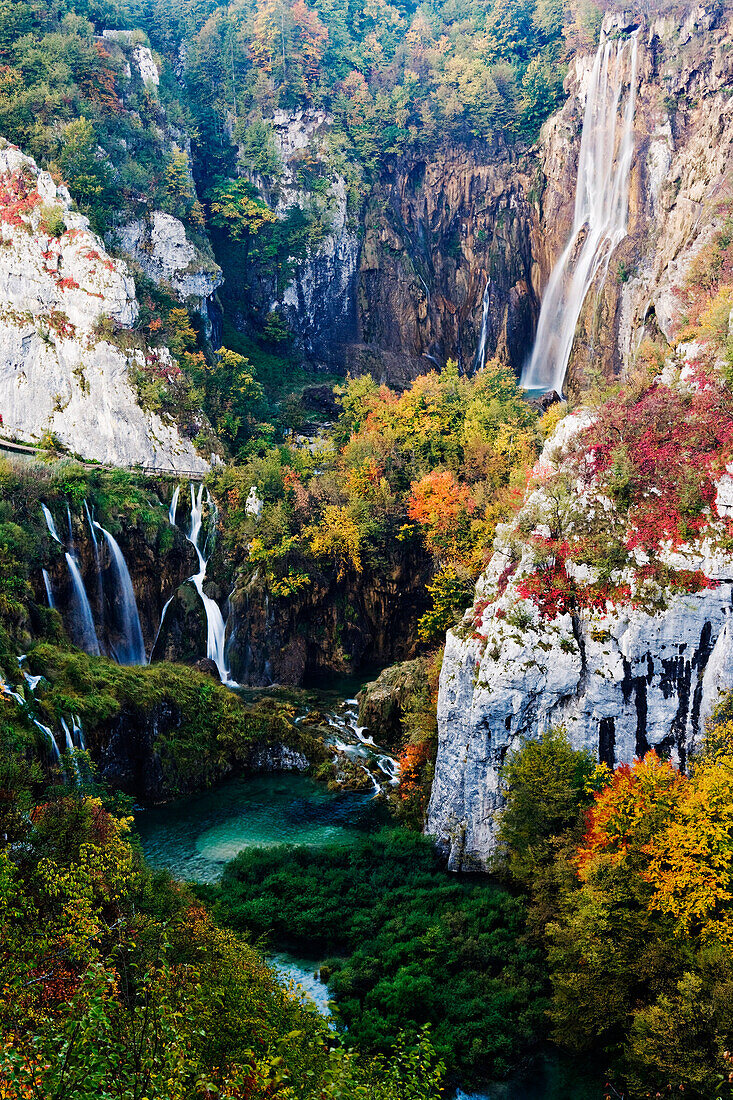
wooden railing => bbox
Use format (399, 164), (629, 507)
(0, 437), (207, 481)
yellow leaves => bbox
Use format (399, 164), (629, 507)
(306, 505), (363, 579)
(645, 753), (733, 944)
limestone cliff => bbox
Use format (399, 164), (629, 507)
(0, 142), (208, 471)
(428, 385), (733, 869)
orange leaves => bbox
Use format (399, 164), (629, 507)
(575, 751), (684, 875)
(407, 469), (475, 560)
(575, 743), (733, 946)
(645, 753), (733, 943)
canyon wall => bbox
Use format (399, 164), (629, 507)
(427, 4), (733, 869)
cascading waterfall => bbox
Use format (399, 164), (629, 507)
(521, 28), (639, 394)
(42, 568), (55, 609)
(182, 483), (234, 685)
(84, 499), (104, 624)
(94, 523), (146, 665)
(169, 484), (180, 526)
(65, 552), (101, 656)
(41, 504), (62, 544)
(472, 279), (491, 373)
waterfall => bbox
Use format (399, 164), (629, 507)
(472, 279), (491, 373)
(42, 568), (55, 609)
(66, 503), (75, 549)
(94, 523), (146, 665)
(33, 719), (60, 762)
(151, 594), (174, 658)
(169, 484), (180, 526)
(65, 552), (101, 656)
(84, 499), (105, 630)
(521, 29), (639, 394)
(41, 504), (62, 544)
(183, 484), (234, 685)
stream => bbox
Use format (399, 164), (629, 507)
(135, 684), (601, 1100)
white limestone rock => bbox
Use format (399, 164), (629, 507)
(0, 140), (207, 472)
(116, 211), (222, 302)
(427, 405), (733, 870)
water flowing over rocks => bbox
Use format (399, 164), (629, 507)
(427, 408), (733, 870)
(0, 142), (208, 470)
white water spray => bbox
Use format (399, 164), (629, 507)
(521, 29), (639, 394)
(65, 552), (101, 656)
(41, 504), (62, 544)
(169, 484), (180, 526)
(42, 568), (55, 609)
(183, 484), (234, 685)
(94, 523), (146, 665)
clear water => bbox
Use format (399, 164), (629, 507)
(135, 709), (601, 1100)
(135, 771), (378, 885)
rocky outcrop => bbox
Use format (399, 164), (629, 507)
(427, 398), (733, 870)
(254, 110), (360, 369)
(222, 547), (432, 687)
(116, 211), (222, 305)
(0, 142), (208, 471)
(357, 658), (427, 748)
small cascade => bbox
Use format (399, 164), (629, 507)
(42, 568), (55, 609)
(66, 503), (75, 549)
(182, 484), (234, 685)
(33, 719), (60, 762)
(169, 484), (180, 526)
(323, 698), (400, 794)
(72, 714), (86, 752)
(84, 499), (104, 626)
(151, 594), (174, 657)
(94, 523), (146, 665)
(521, 29), (640, 394)
(65, 552), (101, 656)
(41, 504), (62, 544)
(472, 279), (491, 374)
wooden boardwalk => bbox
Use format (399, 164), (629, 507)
(0, 436), (207, 481)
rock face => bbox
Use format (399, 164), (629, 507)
(117, 211), (222, 305)
(260, 110), (361, 369)
(223, 545), (432, 687)
(0, 143), (208, 471)
(427, 405), (733, 870)
(354, 143), (539, 385)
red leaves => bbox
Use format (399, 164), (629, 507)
(581, 376), (733, 553)
(0, 171), (40, 228)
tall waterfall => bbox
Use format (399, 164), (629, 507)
(95, 523), (146, 665)
(84, 498), (105, 633)
(183, 484), (234, 685)
(472, 279), (491, 374)
(65, 552), (101, 656)
(521, 28), (639, 394)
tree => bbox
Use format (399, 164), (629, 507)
(56, 117), (110, 222)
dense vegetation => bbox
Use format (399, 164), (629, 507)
(215, 360), (539, 632)
(496, 713), (733, 1099)
(201, 828), (546, 1089)
(0, 730), (445, 1097)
